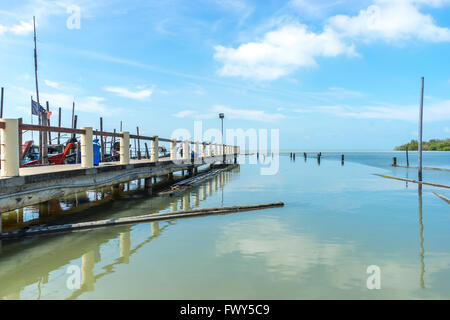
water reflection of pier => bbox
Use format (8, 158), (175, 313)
(0, 167), (238, 300)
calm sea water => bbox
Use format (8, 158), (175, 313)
(0, 151), (449, 299)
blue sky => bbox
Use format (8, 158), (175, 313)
(0, 0), (449, 149)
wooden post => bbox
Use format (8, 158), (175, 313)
(73, 115), (78, 132)
(18, 118), (23, 166)
(76, 141), (80, 164)
(0, 87), (4, 118)
(406, 147), (409, 167)
(145, 142), (150, 159)
(112, 128), (116, 155)
(71, 103), (76, 140)
(100, 117), (104, 162)
(418, 77), (424, 181)
(341, 154), (344, 166)
(136, 127), (141, 160)
(46, 101), (51, 144)
(392, 157), (397, 166)
(57, 107), (61, 145)
(41, 107), (48, 164)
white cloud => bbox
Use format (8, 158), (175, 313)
(328, 0), (450, 42)
(215, 0), (450, 80)
(173, 105), (285, 122)
(0, 19), (34, 36)
(294, 99), (450, 122)
(214, 23), (356, 80)
(9, 19), (34, 35)
(173, 110), (198, 118)
(0, 24), (7, 35)
(104, 86), (153, 100)
(44, 80), (60, 89)
(39, 92), (112, 115)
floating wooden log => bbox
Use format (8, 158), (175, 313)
(433, 192), (450, 204)
(0, 202), (284, 239)
(374, 174), (450, 189)
(391, 165), (450, 172)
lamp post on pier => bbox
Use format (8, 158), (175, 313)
(219, 113), (224, 164)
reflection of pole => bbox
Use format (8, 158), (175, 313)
(418, 77), (424, 182)
(151, 222), (160, 237)
(81, 250), (95, 292)
(202, 184), (206, 200)
(120, 231), (131, 264)
(182, 193), (190, 210)
(170, 201), (177, 212)
(418, 186), (425, 288)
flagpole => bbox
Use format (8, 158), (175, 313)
(33, 16), (48, 164)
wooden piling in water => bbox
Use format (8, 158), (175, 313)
(406, 147), (409, 167)
(392, 157), (397, 166)
(341, 154), (344, 165)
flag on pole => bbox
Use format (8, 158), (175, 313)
(31, 99), (45, 116)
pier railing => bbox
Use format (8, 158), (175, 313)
(0, 118), (240, 178)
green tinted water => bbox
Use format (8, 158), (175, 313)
(0, 153), (449, 299)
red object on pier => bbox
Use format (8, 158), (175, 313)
(23, 142), (74, 166)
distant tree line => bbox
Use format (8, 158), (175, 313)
(395, 138), (450, 151)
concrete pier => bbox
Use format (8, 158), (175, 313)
(0, 118), (239, 213)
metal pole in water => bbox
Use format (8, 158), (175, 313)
(418, 77), (424, 182)
(406, 147), (409, 167)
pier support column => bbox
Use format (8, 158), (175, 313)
(170, 139), (177, 161)
(120, 131), (130, 165)
(0, 119), (20, 177)
(151, 136), (159, 162)
(202, 142), (206, 162)
(194, 141), (199, 164)
(183, 140), (190, 163)
(81, 127), (94, 169)
(144, 178), (152, 195)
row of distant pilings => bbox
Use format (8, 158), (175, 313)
(251, 152), (345, 165)
(288, 152), (345, 166)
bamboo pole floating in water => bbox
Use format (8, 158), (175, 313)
(0, 202), (284, 239)
(374, 174), (450, 189)
(393, 165), (450, 172)
(433, 192), (450, 204)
